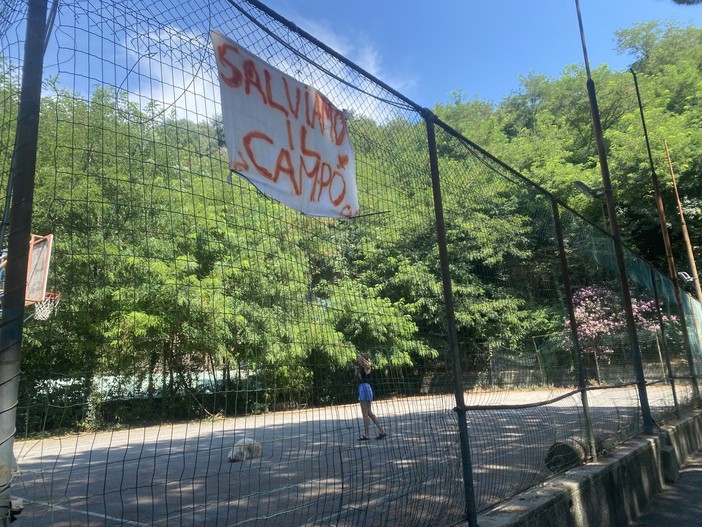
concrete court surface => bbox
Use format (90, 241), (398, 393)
(8, 387), (682, 526)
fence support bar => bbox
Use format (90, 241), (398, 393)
(649, 266), (680, 417)
(575, 0), (654, 434)
(551, 198), (598, 460)
(424, 111), (478, 526)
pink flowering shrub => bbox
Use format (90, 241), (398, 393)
(568, 286), (676, 376)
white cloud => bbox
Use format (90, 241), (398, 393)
(119, 19), (416, 126)
(267, 15), (417, 123)
(122, 26), (220, 122)
(291, 15), (415, 94)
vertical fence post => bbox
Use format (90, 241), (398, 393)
(631, 68), (700, 403)
(574, 0), (654, 434)
(586, 76), (654, 434)
(664, 140), (702, 401)
(551, 198), (598, 460)
(649, 266), (680, 417)
(675, 293), (702, 401)
(0, 0), (47, 523)
(424, 110), (478, 526)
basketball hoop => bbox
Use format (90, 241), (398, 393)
(33, 292), (61, 321)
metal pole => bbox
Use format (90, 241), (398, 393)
(630, 70), (679, 286)
(574, 0), (654, 434)
(663, 140), (702, 399)
(424, 111), (478, 527)
(0, 0), (47, 523)
(631, 69), (699, 400)
(551, 197), (598, 460)
(649, 266), (680, 417)
(664, 140), (702, 305)
(0, 0), (58, 251)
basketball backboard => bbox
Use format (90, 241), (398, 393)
(0, 233), (54, 305)
(26, 234), (53, 304)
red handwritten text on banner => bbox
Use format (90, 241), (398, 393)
(210, 30), (359, 218)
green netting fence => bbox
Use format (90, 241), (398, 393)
(0, 0), (700, 526)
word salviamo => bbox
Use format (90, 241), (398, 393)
(211, 30), (359, 219)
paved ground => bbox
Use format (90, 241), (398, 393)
(8, 387), (682, 526)
(631, 448), (702, 527)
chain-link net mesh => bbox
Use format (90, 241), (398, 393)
(1, 0), (700, 525)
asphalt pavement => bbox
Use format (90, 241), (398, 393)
(631, 448), (702, 526)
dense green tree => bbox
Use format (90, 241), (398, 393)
(5, 18), (702, 432)
(436, 21), (702, 275)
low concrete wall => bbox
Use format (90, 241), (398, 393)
(469, 409), (702, 527)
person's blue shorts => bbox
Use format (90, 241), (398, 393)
(358, 383), (373, 401)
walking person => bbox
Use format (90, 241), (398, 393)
(355, 353), (387, 441)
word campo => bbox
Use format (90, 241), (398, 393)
(216, 42), (358, 217)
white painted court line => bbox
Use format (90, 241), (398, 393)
(12, 496), (151, 527)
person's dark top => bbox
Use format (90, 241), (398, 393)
(358, 367), (371, 383)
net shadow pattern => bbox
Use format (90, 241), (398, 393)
(0, 0), (700, 525)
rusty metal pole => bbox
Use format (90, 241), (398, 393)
(665, 140), (702, 305)
(631, 69), (699, 401)
(630, 70), (679, 286)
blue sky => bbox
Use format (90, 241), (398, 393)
(261, 0), (702, 107)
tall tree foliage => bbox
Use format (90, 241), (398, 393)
(6, 20), (702, 431)
(436, 21), (702, 274)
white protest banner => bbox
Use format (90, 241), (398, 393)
(210, 30), (359, 218)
